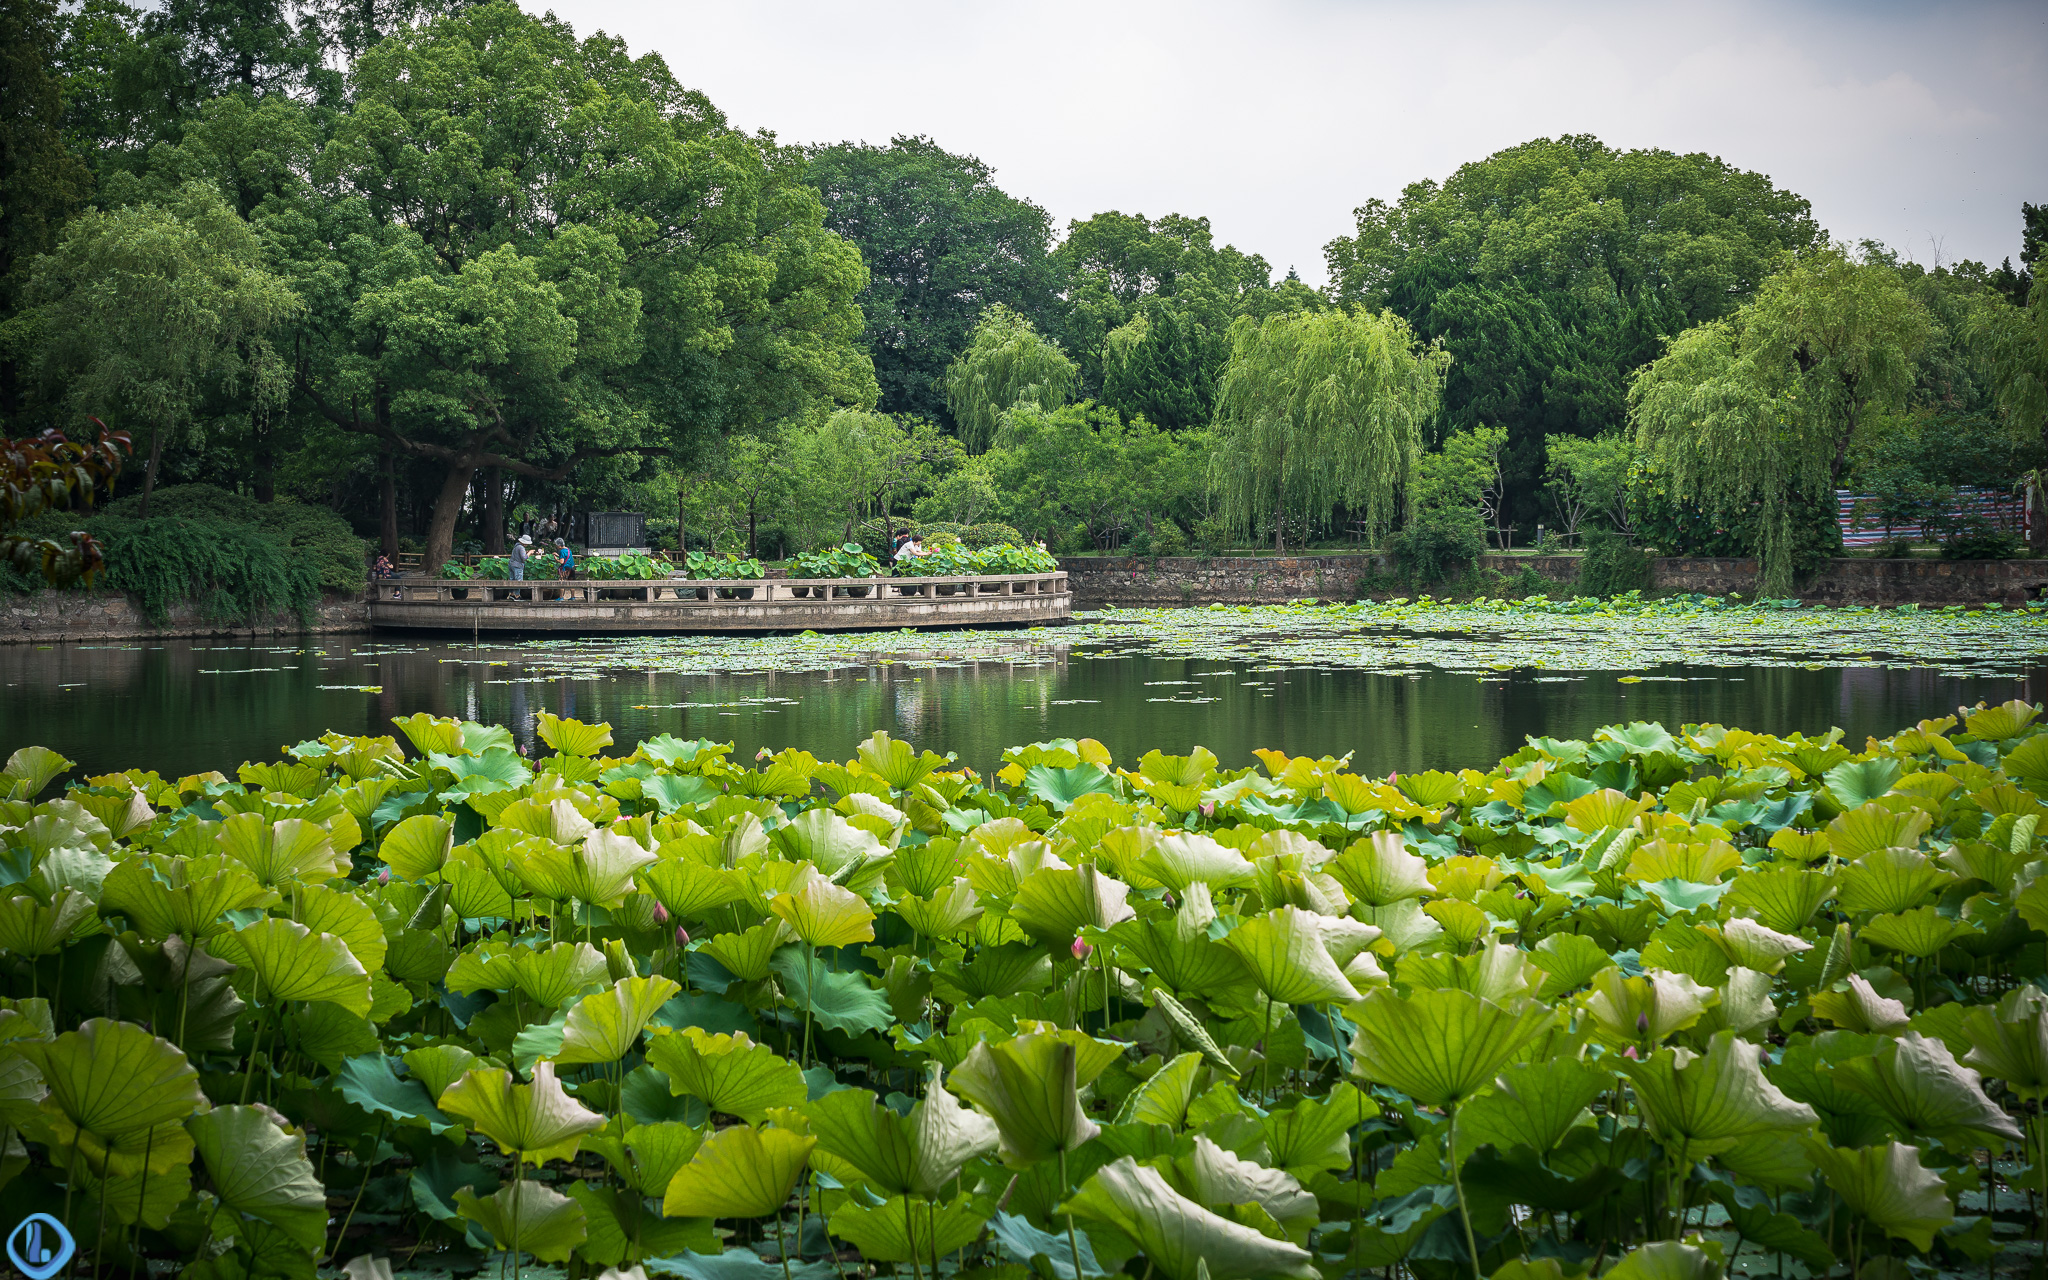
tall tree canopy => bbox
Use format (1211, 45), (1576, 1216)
(940, 305), (1077, 453)
(1210, 308), (1449, 551)
(804, 136), (1062, 424)
(1631, 245), (1930, 594)
(1325, 135), (1823, 528)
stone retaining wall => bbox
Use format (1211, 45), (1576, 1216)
(1059, 552), (2048, 608)
(2, 590), (369, 643)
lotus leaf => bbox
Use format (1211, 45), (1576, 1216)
(1221, 906), (1362, 1007)
(1062, 1155), (1317, 1280)
(952, 1026), (1118, 1166)
(1623, 1032), (1817, 1157)
(15, 1018), (202, 1176)
(768, 866), (875, 948)
(238, 918), (373, 1016)
(557, 976), (683, 1066)
(457, 1180), (590, 1261)
(661, 1123), (816, 1218)
(1799, 1138), (1955, 1250)
(827, 1192), (989, 1264)
(1347, 987), (1552, 1107)
(189, 1104), (328, 1250)
(645, 1028), (807, 1122)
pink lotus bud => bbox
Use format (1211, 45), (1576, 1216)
(377, 867), (390, 884)
(1072, 937), (1092, 960)
(1198, 801), (1215, 819)
(675, 925), (690, 948)
(1162, 891), (1175, 909)
(1622, 1045), (1639, 1060)
(757, 747), (772, 761)
(1388, 772), (1400, 784)
(1636, 1013), (1651, 1036)
(652, 902), (670, 924)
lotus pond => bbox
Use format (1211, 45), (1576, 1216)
(5, 597), (2048, 783)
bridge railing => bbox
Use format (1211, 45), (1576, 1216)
(368, 573), (1069, 605)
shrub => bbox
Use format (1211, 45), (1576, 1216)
(100, 484), (366, 591)
(790, 544), (881, 578)
(963, 521), (1024, 548)
(10, 514), (322, 623)
(1149, 522), (1188, 556)
(1055, 522), (1093, 555)
(1393, 504), (1484, 587)
(1576, 531), (1652, 597)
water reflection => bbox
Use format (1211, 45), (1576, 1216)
(1, 635), (2036, 781)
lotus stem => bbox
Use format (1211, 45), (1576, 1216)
(1060, 1147), (1082, 1280)
(776, 1205), (793, 1280)
(1445, 1102), (1480, 1280)
(328, 1118), (386, 1263)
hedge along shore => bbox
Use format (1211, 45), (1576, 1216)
(1060, 553), (2048, 608)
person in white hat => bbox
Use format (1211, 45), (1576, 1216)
(510, 533), (531, 581)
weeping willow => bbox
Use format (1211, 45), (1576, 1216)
(1631, 246), (1928, 596)
(1209, 308), (1448, 552)
(941, 305), (1079, 452)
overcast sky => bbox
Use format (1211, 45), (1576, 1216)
(561, 0), (2046, 287)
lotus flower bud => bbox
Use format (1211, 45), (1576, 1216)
(1198, 801), (1215, 819)
(1622, 1045), (1639, 1060)
(652, 902), (670, 925)
(1635, 1012), (1651, 1036)
(1071, 937), (1092, 961)
(676, 925), (690, 949)
(757, 747), (772, 761)
(377, 867), (390, 884)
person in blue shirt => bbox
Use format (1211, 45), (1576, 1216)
(555, 538), (575, 595)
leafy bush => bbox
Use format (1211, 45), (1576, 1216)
(1932, 511), (2021, 560)
(1575, 530), (1652, 596)
(585, 551), (675, 580)
(5, 513), (321, 622)
(1392, 502), (1484, 585)
(911, 541), (980, 575)
(101, 483), (366, 591)
(684, 551), (763, 580)
(974, 542), (1058, 573)
(790, 544), (881, 578)
(4, 700), (2044, 1279)
(964, 521), (1024, 548)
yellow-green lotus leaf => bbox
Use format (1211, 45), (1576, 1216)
(645, 1027), (807, 1123)
(15, 1018), (203, 1177)
(661, 1123), (816, 1219)
(1583, 968), (1715, 1047)
(507, 941), (609, 1010)
(1220, 906), (1362, 1007)
(456, 1180), (589, 1261)
(1136, 833), (1257, 894)
(1604, 1242), (1725, 1280)
(951, 1025), (1118, 1167)
(828, 1191), (989, 1265)
(537, 712), (614, 757)
(402, 1044), (480, 1101)
(895, 879), (984, 939)
(1011, 863), (1136, 943)
(101, 853), (275, 941)
(1062, 1155), (1318, 1280)
(0, 888), (95, 957)
(238, 918), (372, 1016)
(1700, 918), (1811, 975)
(556, 975), (682, 1066)
(291, 883), (386, 973)
(769, 866), (876, 949)
(1326, 832), (1432, 906)
(188, 1104), (328, 1251)
(438, 1061), (605, 1164)
(215, 813), (346, 886)
(1831, 1030), (2023, 1146)
(641, 860), (746, 921)
(1961, 985), (2048, 1101)
(379, 815), (454, 880)
(1811, 973), (1911, 1034)
(1799, 1138), (1954, 1251)
(1623, 1031), (1817, 1158)
(1347, 987), (1552, 1108)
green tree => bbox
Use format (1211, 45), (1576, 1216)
(985, 402), (1188, 550)
(940, 305), (1077, 453)
(1209, 308), (1448, 552)
(28, 182), (303, 515)
(1101, 304), (1222, 431)
(804, 136), (1063, 424)
(1631, 245), (1931, 594)
(1988, 203), (2045, 307)
(1543, 432), (1636, 544)
(0, 0), (95, 422)
(1395, 426), (1496, 584)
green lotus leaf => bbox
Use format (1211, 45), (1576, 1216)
(642, 859), (747, 921)
(1024, 763), (1118, 811)
(188, 1103), (328, 1251)
(645, 1028), (808, 1123)
(700, 921), (789, 983)
(0, 888), (95, 956)
(1961, 985), (2048, 1101)
(1810, 974), (1910, 1034)
(101, 852), (275, 941)
(1012, 864), (1136, 943)
(512, 830), (656, 908)
(443, 854), (517, 921)
(661, 1123), (816, 1219)
(431, 747), (532, 802)
(1859, 906), (1979, 959)
(1398, 939), (1533, 1002)
(566, 1177), (715, 1264)
(828, 1191), (990, 1265)
(1583, 968), (1715, 1047)
(2, 746), (72, 800)
(1828, 805), (1934, 863)
(806, 1067), (999, 1196)
(215, 813), (347, 886)
(1111, 899), (1252, 1001)
(508, 941), (610, 1009)
(556, 975), (684, 1066)
(1604, 1241), (1725, 1280)
(1529, 933), (1616, 1000)
(1699, 918), (1811, 974)
(1179, 1133), (1319, 1236)
(608, 1120), (707, 1196)
(1423, 898), (1494, 949)
(293, 1002), (379, 1070)
(1062, 1155), (1317, 1280)
(393, 713), (465, 756)
(1347, 987), (1552, 1108)
(30, 844), (113, 900)
(770, 949), (892, 1035)
(238, 918), (373, 1016)
(495, 796), (598, 846)
(856, 730), (946, 790)
(379, 814), (454, 879)
(1623, 1031), (1817, 1158)
(896, 879), (984, 939)
(336, 1053), (459, 1133)
(1457, 1057), (1612, 1156)
(986, 1210), (1113, 1279)
(403, 1044), (481, 1101)
(773, 809), (887, 878)
(15, 1018), (203, 1177)
(932, 941), (1055, 1003)
(643, 773), (722, 813)
(291, 883), (386, 972)
(456, 1180), (589, 1261)
(769, 867), (876, 948)
(1724, 863), (1835, 931)
(1799, 1138), (1955, 1251)
(438, 1061), (606, 1164)
(386, 927), (454, 984)
(952, 1025), (1119, 1167)
(537, 712), (614, 757)
(75, 1158), (193, 1232)
(1221, 906), (1361, 1007)
(1967, 698), (2039, 739)
(1823, 758), (1903, 810)
(1830, 1030), (2023, 1146)
(1136, 834), (1258, 893)
(1116, 1051), (1206, 1129)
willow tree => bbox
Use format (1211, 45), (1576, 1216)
(940, 304), (1078, 451)
(1208, 308), (1448, 552)
(1972, 277), (2048, 546)
(1630, 245), (1930, 595)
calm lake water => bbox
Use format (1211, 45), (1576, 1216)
(3, 628), (2039, 780)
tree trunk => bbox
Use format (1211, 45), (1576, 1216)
(747, 502), (757, 558)
(379, 450), (399, 558)
(422, 458), (478, 573)
(139, 424), (164, 518)
(677, 490), (686, 556)
(483, 466), (505, 553)
(252, 415), (275, 503)
(1273, 473), (1285, 553)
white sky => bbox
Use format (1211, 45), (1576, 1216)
(558, 0), (2048, 287)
